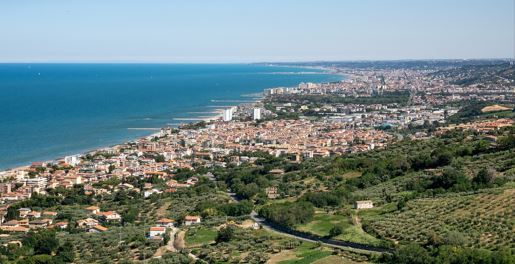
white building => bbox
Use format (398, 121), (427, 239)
(223, 107), (236, 122)
(144, 188), (162, 198)
(25, 177), (47, 189)
(354, 200), (374, 209)
(149, 226), (166, 237)
(253, 108), (262, 120)
(64, 155), (81, 166)
(157, 218), (175, 228)
(184, 215), (201, 225)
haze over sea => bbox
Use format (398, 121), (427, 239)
(0, 64), (341, 170)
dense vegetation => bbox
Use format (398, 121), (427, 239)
(210, 123), (514, 261)
(259, 201), (314, 227)
(381, 244), (514, 264)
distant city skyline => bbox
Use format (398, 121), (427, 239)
(0, 0), (513, 62)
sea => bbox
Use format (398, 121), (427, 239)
(0, 64), (342, 170)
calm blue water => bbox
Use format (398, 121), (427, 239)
(0, 64), (341, 170)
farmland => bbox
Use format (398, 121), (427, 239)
(364, 187), (515, 250)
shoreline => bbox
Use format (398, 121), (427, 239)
(0, 66), (342, 173)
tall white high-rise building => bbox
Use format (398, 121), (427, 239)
(223, 108), (233, 121)
(253, 108), (262, 120)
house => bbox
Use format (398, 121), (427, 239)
(354, 200), (374, 209)
(18, 219), (29, 227)
(27, 211), (42, 219)
(83, 184), (95, 195)
(156, 218), (175, 228)
(89, 225), (108, 233)
(76, 218), (99, 229)
(144, 189), (162, 198)
(166, 180), (190, 188)
(29, 219), (50, 229)
(149, 226), (166, 237)
(0, 220), (29, 232)
(269, 169), (285, 175)
(184, 215), (201, 226)
(265, 187), (279, 199)
(2, 240), (22, 247)
(0, 225), (29, 233)
(1, 192), (26, 202)
(97, 211), (122, 222)
(54, 221), (68, 229)
(2, 220), (20, 227)
(186, 177), (199, 186)
(18, 208), (31, 218)
(42, 211), (58, 217)
(85, 206), (100, 215)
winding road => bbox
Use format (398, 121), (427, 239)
(227, 192), (392, 254)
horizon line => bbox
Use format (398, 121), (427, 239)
(0, 57), (513, 64)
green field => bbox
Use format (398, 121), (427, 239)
(185, 227), (218, 246)
(297, 211), (383, 246)
(278, 242), (332, 264)
(313, 255), (364, 264)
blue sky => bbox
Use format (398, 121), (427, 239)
(0, 0), (513, 62)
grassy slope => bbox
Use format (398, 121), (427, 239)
(296, 212), (382, 246)
(185, 227), (217, 246)
(278, 242), (332, 264)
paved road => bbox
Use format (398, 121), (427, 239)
(227, 192), (392, 254)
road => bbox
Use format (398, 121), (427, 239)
(227, 192), (392, 254)
(153, 227), (178, 257)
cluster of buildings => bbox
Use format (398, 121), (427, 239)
(264, 65), (513, 131)
(0, 205), (119, 234)
(274, 102), (458, 129)
(437, 118), (513, 135)
(0, 208), (58, 232)
(0, 62), (511, 241)
(186, 119), (392, 158)
(0, 113), (392, 228)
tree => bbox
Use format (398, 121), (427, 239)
(433, 150), (452, 167)
(473, 168), (494, 186)
(497, 134), (515, 150)
(426, 231), (443, 247)
(163, 230), (170, 245)
(216, 226), (235, 243)
(23, 230), (59, 255)
(218, 200), (253, 216)
(444, 231), (468, 246)
(56, 241), (75, 263)
(328, 226), (343, 237)
(154, 155), (166, 163)
(236, 183), (261, 199)
(108, 164), (115, 173)
(397, 198), (407, 211)
(122, 206), (138, 224)
(391, 244), (432, 264)
(259, 201), (314, 227)
(301, 191), (342, 207)
(431, 167), (470, 191)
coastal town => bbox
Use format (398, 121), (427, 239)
(0, 60), (513, 263)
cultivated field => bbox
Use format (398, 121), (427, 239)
(365, 187), (515, 250)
